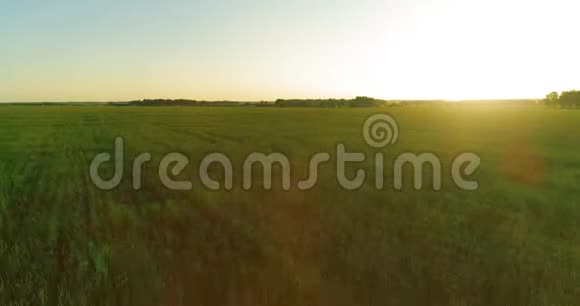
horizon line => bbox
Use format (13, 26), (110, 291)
(0, 97), (543, 104)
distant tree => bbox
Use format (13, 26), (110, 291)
(350, 96), (378, 107)
(559, 90), (580, 108)
(544, 91), (560, 107)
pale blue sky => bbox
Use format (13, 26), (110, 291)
(1, 0), (579, 102)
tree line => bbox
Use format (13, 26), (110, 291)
(274, 96), (397, 108)
(123, 99), (242, 106)
(114, 97), (401, 108)
(544, 90), (580, 108)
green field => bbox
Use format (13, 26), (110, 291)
(1, 105), (579, 305)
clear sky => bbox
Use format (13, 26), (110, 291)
(1, 0), (579, 102)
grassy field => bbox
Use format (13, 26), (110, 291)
(1, 104), (579, 305)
